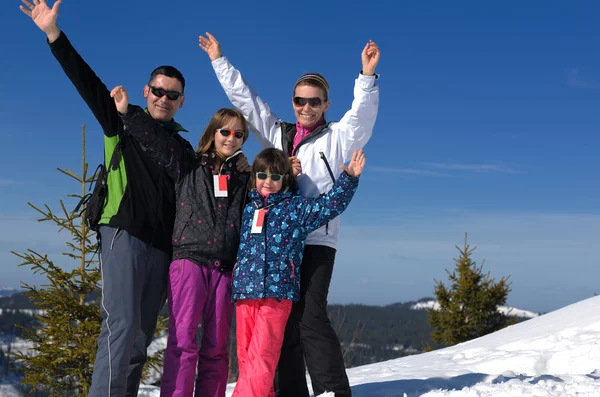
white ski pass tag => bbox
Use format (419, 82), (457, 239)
(251, 209), (266, 234)
(214, 175), (228, 197)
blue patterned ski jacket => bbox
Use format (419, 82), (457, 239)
(233, 171), (359, 303)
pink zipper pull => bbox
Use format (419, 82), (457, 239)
(291, 262), (295, 278)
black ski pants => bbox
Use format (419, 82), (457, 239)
(275, 245), (352, 397)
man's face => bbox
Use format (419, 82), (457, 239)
(144, 74), (185, 122)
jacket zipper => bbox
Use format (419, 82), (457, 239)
(319, 152), (336, 235)
(262, 207), (269, 296)
(219, 150), (244, 175)
(290, 122), (331, 156)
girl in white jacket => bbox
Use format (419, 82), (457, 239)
(199, 33), (380, 397)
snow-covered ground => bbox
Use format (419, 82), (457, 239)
(411, 300), (541, 319)
(0, 336), (34, 356)
(138, 295), (600, 397)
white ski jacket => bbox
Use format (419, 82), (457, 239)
(212, 56), (379, 249)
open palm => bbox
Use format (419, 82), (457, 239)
(20, 0), (61, 35)
(341, 149), (366, 177)
(198, 32), (223, 61)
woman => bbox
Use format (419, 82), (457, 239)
(198, 33), (380, 397)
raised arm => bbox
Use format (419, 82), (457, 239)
(112, 86), (196, 181)
(335, 41), (381, 162)
(300, 150), (365, 233)
(199, 32), (282, 149)
(20, 0), (122, 137)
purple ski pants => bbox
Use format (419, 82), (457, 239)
(160, 259), (234, 397)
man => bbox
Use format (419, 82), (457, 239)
(20, 1), (193, 396)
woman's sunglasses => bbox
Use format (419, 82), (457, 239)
(218, 129), (245, 139)
(148, 85), (183, 101)
(256, 172), (284, 182)
(293, 96), (324, 108)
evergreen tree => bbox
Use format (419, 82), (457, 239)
(428, 234), (513, 346)
(1, 348), (6, 377)
(11, 127), (165, 396)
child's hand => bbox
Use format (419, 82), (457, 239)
(199, 32), (223, 61)
(110, 86), (129, 115)
(290, 156), (302, 176)
(340, 149), (366, 177)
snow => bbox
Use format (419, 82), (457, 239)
(411, 300), (541, 319)
(0, 385), (24, 397)
(0, 336), (34, 356)
(139, 295), (600, 396)
(0, 309), (45, 316)
(4, 297), (598, 396)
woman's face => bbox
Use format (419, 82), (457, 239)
(214, 118), (245, 157)
(292, 85), (330, 128)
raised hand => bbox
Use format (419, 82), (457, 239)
(110, 86), (129, 115)
(340, 149), (366, 177)
(290, 156), (302, 177)
(20, 0), (62, 41)
(361, 40), (380, 76)
(198, 32), (223, 61)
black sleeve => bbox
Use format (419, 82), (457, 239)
(120, 105), (196, 181)
(48, 31), (121, 137)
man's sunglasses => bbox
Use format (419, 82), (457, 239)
(256, 172), (284, 182)
(218, 129), (245, 139)
(148, 85), (183, 100)
(293, 96), (325, 108)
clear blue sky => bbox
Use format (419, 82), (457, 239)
(1, 1), (598, 313)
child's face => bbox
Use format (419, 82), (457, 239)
(214, 118), (245, 158)
(256, 168), (285, 196)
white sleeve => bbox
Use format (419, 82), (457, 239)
(333, 73), (379, 162)
(212, 56), (282, 149)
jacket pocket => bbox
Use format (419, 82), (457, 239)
(173, 213), (193, 245)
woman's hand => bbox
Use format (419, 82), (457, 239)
(361, 40), (380, 76)
(199, 32), (223, 61)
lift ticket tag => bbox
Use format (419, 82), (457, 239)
(214, 175), (228, 197)
(251, 209), (266, 234)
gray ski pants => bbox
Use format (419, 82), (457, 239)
(88, 225), (170, 397)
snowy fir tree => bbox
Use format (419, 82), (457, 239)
(10, 127), (164, 396)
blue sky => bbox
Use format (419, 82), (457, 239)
(0, 1), (598, 313)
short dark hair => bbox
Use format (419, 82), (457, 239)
(149, 66), (186, 93)
(251, 148), (298, 193)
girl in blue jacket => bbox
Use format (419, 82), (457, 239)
(232, 148), (365, 397)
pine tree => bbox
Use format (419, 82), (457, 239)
(428, 234), (513, 346)
(0, 348), (6, 378)
(11, 127), (165, 396)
